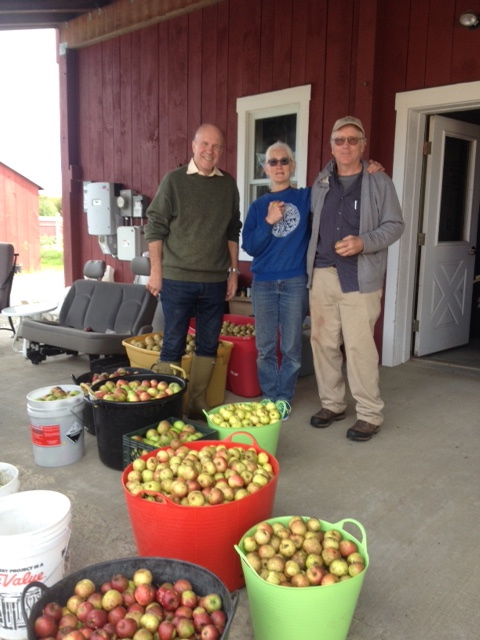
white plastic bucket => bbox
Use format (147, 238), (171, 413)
(26, 385), (85, 467)
(0, 463), (20, 499)
(0, 490), (71, 640)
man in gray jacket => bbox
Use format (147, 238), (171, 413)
(307, 116), (404, 441)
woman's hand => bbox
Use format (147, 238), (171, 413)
(265, 200), (285, 224)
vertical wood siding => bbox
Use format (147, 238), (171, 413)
(0, 164), (40, 272)
(64, 0), (480, 283)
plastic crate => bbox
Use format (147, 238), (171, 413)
(122, 416), (218, 468)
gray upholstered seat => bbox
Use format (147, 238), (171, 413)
(19, 261), (158, 365)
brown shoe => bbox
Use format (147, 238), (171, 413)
(346, 420), (380, 442)
(310, 408), (346, 428)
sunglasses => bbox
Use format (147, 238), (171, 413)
(332, 137), (364, 146)
(266, 157), (291, 166)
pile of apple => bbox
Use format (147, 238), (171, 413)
(129, 334), (196, 355)
(32, 567), (227, 640)
(127, 419), (207, 461)
(220, 321), (255, 337)
(207, 402), (281, 428)
(124, 443), (275, 505)
(35, 386), (82, 402)
(90, 368), (146, 385)
(241, 517), (366, 587)
(87, 378), (182, 403)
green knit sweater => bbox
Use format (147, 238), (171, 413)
(144, 166), (242, 282)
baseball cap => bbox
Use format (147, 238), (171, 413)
(331, 116), (365, 137)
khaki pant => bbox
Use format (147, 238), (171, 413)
(309, 267), (384, 425)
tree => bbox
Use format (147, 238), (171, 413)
(39, 195), (62, 216)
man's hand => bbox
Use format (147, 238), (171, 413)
(335, 235), (364, 256)
(226, 273), (238, 301)
(146, 274), (162, 297)
(367, 159), (385, 174)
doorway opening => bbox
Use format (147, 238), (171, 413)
(413, 110), (480, 372)
(382, 80), (480, 374)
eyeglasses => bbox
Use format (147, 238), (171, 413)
(332, 137), (364, 146)
(266, 157), (291, 166)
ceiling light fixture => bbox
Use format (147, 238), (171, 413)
(459, 10), (480, 29)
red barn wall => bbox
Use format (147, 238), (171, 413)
(0, 162), (41, 272)
(60, 0), (480, 286)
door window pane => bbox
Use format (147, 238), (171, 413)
(438, 136), (469, 242)
(253, 115), (297, 179)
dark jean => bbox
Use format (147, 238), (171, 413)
(160, 279), (227, 361)
(252, 275), (308, 403)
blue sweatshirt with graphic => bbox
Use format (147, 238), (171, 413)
(242, 186), (311, 281)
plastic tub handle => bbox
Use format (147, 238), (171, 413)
(223, 431), (260, 446)
(169, 364), (187, 379)
(21, 580), (49, 626)
(332, 518), (367, 550)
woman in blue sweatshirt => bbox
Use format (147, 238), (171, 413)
(242, 142), (311, 415)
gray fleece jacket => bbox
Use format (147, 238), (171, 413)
(306, 159), (405, 293)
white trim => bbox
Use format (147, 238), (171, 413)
(237, 85), (311, 261)
(383, 81), (480, 366)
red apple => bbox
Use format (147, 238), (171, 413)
(159, 589), (180, 612)
(107, 605), (126, 625)
(192, 610), (212, 633)
(115, 617), (138, 639)
(87, 593), (103, 610)
(43, 602), (64, 623)
(59, 614), (78, 630)
(200, 624), (220, 640)
(85, 608), (108, 630)
(111, 574), (130, 593)
(180, 589), (197, 609)
(76, 601), (94, 623)
(34, 615), (59, 638)
(157, 621), (176, 640)
(62, 631), (87, 640)
(99, 582), (112, 595)
(134, 583), (156, 606)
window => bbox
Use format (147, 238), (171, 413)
(237, 85), (311, 260)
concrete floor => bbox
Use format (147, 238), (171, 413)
(1, 272), (479, 639)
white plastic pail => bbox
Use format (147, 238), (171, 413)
(26, 385), (85, 467)
(0, 490), (71, 640)
(0, 463), (20, 499)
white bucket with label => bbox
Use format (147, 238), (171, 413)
(26, 385), (85, 467)
(0, 490), (71, 640)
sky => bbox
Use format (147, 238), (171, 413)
(0, 29), (61, 196)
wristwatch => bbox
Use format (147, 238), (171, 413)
(228, 267), (241, 275)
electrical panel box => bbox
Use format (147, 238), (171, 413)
(116, 190), (149, 218)
(83, 182), (121, 235)
(117, 226), (148, 261)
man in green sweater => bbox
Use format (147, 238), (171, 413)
(144, 123), (242, 419)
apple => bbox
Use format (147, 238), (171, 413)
(210, 609), (227, 630)
(200, 624), (220, 640)
(132, 628), (153, 640)
(76, 601), (94, 623)
(199, 594), (222, 614)
(139, 612), (160, 633)
(86, 593), (103, 610)
(59, 613), (78, 630)
(179, 589), (197, 608)
(134, 583), (156, 606)
(157, 621), (176, 640)
(348, 562), (365, 577)
(176, 616), (195, 638)
(306, 564), (327, 585)
(160, 588), (181, 612)
(62, 631), (87, 640)
(34, 615), (59, 638)
(339, 538), (358, 557)
(85, 608), (108, 630)
(66, 596), (84, 615)
(133, 568), (153, 586)
(101, 589), (124, 611)
(329, 558), (349, 577)
(43, 602), (64, 623)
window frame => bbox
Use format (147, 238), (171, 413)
(236, 85), (312, 261)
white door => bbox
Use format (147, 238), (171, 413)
(415, 115), (480, 356)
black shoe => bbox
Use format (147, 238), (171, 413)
(346, 420), (380, 442)
(310, 408), (346, 428)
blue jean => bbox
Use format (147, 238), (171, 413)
(160, 279), (227, 361)
(252, 275), (308, 403)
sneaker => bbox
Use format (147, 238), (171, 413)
(275, 400), (291, 422)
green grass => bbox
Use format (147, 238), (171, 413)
(40, 249), (64, 269)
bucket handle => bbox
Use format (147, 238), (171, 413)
(169, 364), (188, 380)
(331, 518), (367, 551)
(21, 580), (50, 629)
(222, 431), (260, 446)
